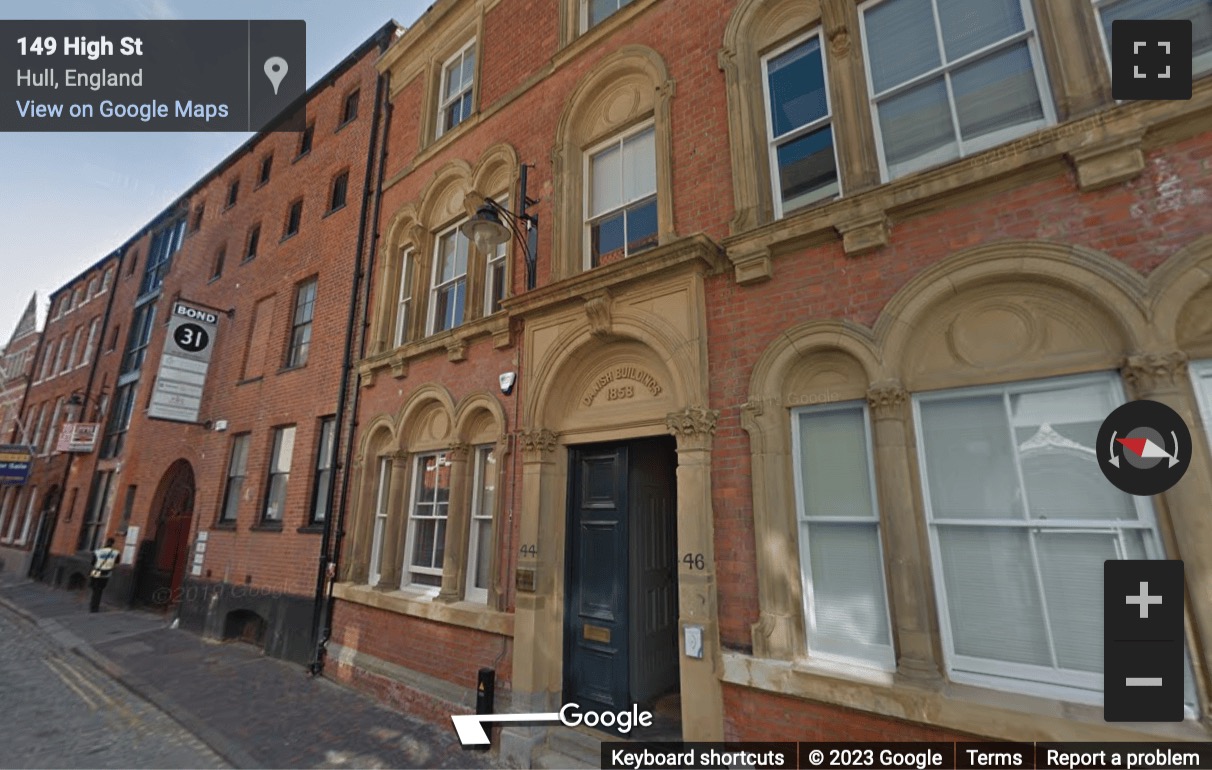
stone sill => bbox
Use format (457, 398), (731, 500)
(357, 312), (510, 384)
(333, 581), (513, 636)
(500, 233), (725, 317)
(722, 78), (1212, 285)
(722, 652), (1210, 742)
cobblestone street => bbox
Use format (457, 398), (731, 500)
(0, 578), (500, 769)
(0, 600), (226, 769)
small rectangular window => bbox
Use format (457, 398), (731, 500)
(484, 197), (508, 315)
(298, 123), (314, 156)
(80, 318), (100, 368)
(437, 42), (476, 138)
(211, 247), (226, 280)
(309, 417), (337, 524)
(587, 124), (658, 267)
(121, 485), (137, 524)
(329, 172), (349, 212)
(259, 154), (273, 184)
(101, 267), (113, 292)
(465, 445), (497, 602)
(368, 457), (391, 586)
(66, 326), (83, 371)
(220, 434), (250, 522)
(106, 324), (120, 353)
(341, 90), (360, 125)
(428, 226), (469, 334)
(288, 278), (317, 367)
(394, 248), (414, 347)
(126, 250), (139, 276)
(245, 225), (261, 262)
(285, 200), (303, 237)
(226, 179), (239, 208)
(1093, 0), (1212, 77)
(262, 426), (296, 522)
(191, 204), (205, 232)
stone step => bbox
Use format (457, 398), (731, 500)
(534, 748), (598, 770)
(546, 726), (609, 767)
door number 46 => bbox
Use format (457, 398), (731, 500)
(682, 553), (705, 570)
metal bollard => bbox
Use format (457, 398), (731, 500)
(475, 667), (495, 751)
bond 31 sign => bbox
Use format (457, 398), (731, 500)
(147, 302), (218, 423)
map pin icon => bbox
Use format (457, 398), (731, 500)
(264, 56), (288, 95)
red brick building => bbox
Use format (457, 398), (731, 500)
(0, 294), (43, 575)
(37, 23), (398, 666)
(7, 256), (120, 582)
(326, 0), (1212, 765)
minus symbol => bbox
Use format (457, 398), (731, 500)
(1125, 677), (1163, 687)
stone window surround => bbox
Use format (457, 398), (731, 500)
(717, 0), (1211, 277)
(738, 238), (1212, 742)
(338, 388), (512, 633)
(364, 144), (519, 378)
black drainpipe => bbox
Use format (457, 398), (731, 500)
(309, 37), (392, 676)
(29, 248), (125, 580)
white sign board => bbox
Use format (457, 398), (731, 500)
(148, 303), (219, 423)
(122, 526), (140, 564)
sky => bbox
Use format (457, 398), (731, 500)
(0, 0), (433, 345)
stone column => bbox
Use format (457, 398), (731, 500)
(377, 452), (411, 590)
(866, 381), (943, 685)
(438, 442), (471, 603)
(666, 406), (726, 742)
(1122, 352), (1212, 685)
(500, 428), (561, 769)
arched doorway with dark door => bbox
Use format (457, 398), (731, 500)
(140, 460), (195, 608)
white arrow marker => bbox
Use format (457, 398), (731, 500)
(451, 713), (561, 746)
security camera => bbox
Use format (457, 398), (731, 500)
(499, 372), (516, 395)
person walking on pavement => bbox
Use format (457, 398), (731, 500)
(89, 537), (121, 613)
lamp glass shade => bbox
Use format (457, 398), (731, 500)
(462, 203), (511, 249)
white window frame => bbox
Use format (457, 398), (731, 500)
(484, 196), (509, 316)
(0, 488), (13, 543)
(582, 120), (658, 270)
(911, 372), (1166, 704)
(368, 456), (391, 587)
(436, 39), (476, 140)
(465, 445), (496, 603)
(1091, 0), (1212, 78)
(427, 224), (469, 335)
(30, 403), (47, 452)
(580, 0), (633, 32)
(760, 30), (842, 219)
(858, 0), (1056, 182)
(80, 317), (100, 369)
(401, 451), (450, 594)
(44, 397), (64, 455)
(67, 325), (83, 370)
(52, 336), (68, 378)
(2, 488), (22, 542)
(790, 400), (896, 670)
(394, 247), (415, 347)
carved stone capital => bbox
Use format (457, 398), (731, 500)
(666, 406), (720, 442)
(828, 26), (851, 58)
(447, 442), (470, 463)
(866, 381), (909, 420)
(518, 428), (559, 458)
(584, 290), (613, 338)
(358, 364), (377, 389)
(405, 222), (427, 247)
(1122, 351), (1190, 397)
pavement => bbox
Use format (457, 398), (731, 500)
(0, 574), (503, 770)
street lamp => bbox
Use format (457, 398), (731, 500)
(461, 164), (539, 290)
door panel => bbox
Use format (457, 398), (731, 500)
(629, 438), (679, 704)
(566, 447), (629, 711)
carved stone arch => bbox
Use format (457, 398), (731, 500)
(875, 241), (1149, 390)
(471, 143), (519, 201)
(396, 383), (458, 452)
(552, 45), (676, 279)
(720, 0), (825, 233)
(373, 204), (423, 354)
(417, 159), (475, 230)
(454, 391), (507, 445)
(526, 311), (699, 433)
(1147, 234), (1212, 358)
(743, 320), (880, 660)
